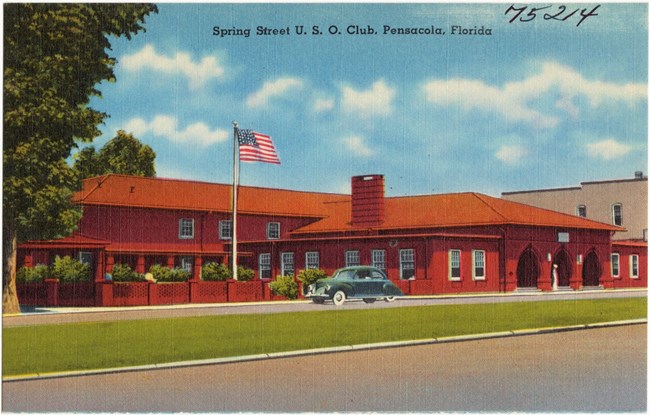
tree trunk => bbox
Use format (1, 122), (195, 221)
(3, 224), (21, 314)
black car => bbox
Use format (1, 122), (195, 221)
(305, 266), (404, 305)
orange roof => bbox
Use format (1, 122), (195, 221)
(292, 192), (623, 233)
(74, 174), (347, 218)
(75, 175), (623, 233)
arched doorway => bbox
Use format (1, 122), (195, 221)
(582, 251), (601, 287)
(554, 250), (572, 287)
(517, 248), (540, 288)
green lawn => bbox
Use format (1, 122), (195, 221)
(3, 297), (646, 376)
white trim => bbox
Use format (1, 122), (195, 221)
(305, 251), (320, 270)
(611, 253), (620, 278)
(472, 250), (486, 281)
(179, 218), (195, 239)
(611, 203), (622, 226)
(372, 249), (386, 271)
(630, 254), (639, 279)
(449, 249), (461, 281)
(259, 253), (271, 280)
(267, 222), (280, 240)
(345, 250), (360, 267)
(180, 256), (193, 273)
(399, 248), (415, 280)
(281, 252), (294, 276)
(219, 220), (232, 240)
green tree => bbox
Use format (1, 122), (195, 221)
(3, 4), (157, 314)
(73, 130), (156, 179)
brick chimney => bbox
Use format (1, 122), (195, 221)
(351, 174), (385, 227)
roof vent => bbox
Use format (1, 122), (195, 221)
(635, 171), (644, 179)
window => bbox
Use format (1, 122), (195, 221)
(449, 250), (461, 280)
(267, 222), (280, 240)
(472, 250), (485, 280)
(259, 253), (271, 279)
(180, 256), (193, 274)
(372, 250), (386, 271)
(345, 250), (360, 267)
(179, 218), (194, 239)
(399, 249), (415, 280)
(611, 253), (620, 278)
(576, 205), (587, 218)
(78, 252), (93, 266)
(219, 220), (232, 240)
(630, 255), (639, 279)
(306, 252), (320, 270)
(612, 204), (622, 226)
(281, 252), (294, 276)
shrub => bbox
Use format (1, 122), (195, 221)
(52, 256), (91, 283)
(150, 264), (191, 282)
(111, 263), (145, 282)
(149, 264), (172, 281)
(202, 262), (231, 281)
(236, 266), (255, 281)
(269, 275), (298, 300)
(16, 265), (50, 283)
(296, 268), (327, 287)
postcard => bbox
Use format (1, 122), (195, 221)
(3, 3), (647, 413)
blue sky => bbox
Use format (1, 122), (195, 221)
(86, 3), (648, 197)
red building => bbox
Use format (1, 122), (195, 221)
(17, 174), (646, 306)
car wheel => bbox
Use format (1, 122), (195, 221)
(384, 296), (396, 302)
(312, 298), (325, 304)
(363, 298), (376, 304)
(332, 290), (346, 306)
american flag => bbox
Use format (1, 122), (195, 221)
(237, 129), (281, 164)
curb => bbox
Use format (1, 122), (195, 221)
(4, 318), (646, 383)
(6, 287), (647, 318)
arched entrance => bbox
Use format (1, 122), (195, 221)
(554, 250), (572, 287)
(517, 248), (540, 288)
(582, 251), (601, 287)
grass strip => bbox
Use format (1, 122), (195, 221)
(3, 297), (646, 376)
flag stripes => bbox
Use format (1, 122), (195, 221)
(237, 129), (281, 164)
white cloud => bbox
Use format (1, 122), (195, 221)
(341, 79), (396, 118)
(121, 44), (224, 90)
(123, 116), (229, 147)
(246, 77), (304, 108)
(343, 135), (374, 157)
(586, 138), (632, 160)
(422, 61), (646, 128)
(313, 97), (335, 113)
(495, 144), (527, 165)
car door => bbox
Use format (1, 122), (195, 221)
(368, 269), (387, 296)
(353, 269), (372, 297)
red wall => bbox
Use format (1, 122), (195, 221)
(79, 205), (317, 253)
(611, 244), (648, 289)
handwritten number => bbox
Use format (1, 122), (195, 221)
(577, 5), (600, 27)
(506, 4), (600, 27)
(505, 5), (526, 24)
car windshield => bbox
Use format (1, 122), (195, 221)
(333, 269), (356, 279)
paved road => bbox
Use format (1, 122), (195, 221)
(3, 289), (646, 327)
(3, 324), (645, 412)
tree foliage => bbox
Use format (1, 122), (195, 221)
(74, 130), (156, 179)
(3, 4), (157, 313)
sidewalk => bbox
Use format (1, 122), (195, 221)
(3, 287), (646, 327)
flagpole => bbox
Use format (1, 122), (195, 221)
(231, 121), (239, 281)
